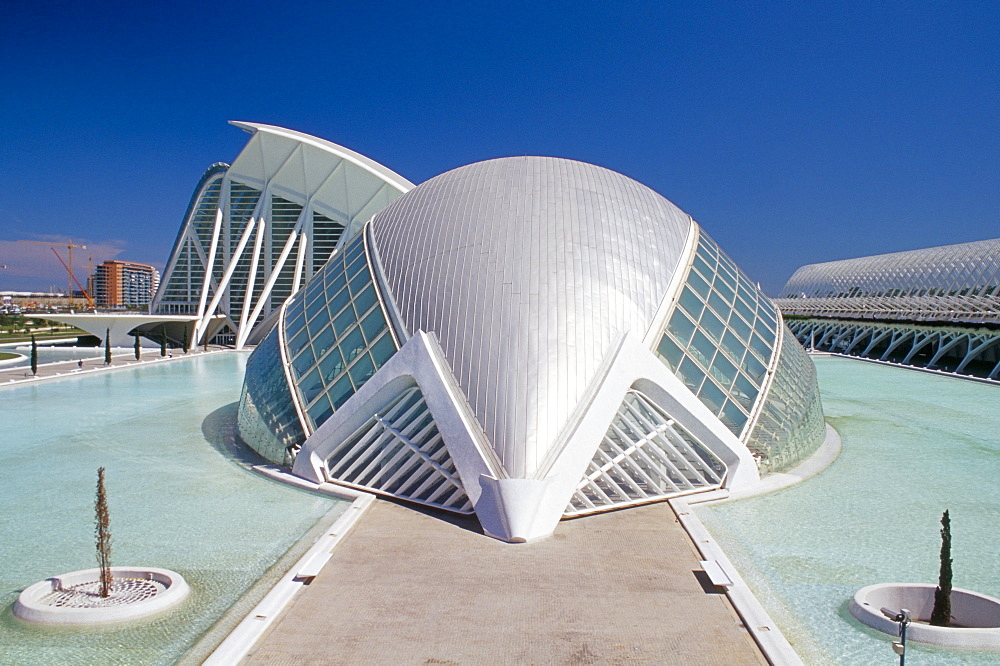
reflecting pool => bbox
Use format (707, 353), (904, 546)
(696, 356), (1000, 664)
(0, 352), (345, 665)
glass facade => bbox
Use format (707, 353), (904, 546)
(744, 329), (826, 474)
(654, 231), (779, 437)
(283, 231), (398, 434)
(238, 327), (306, 465)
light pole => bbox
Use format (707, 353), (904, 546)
(880, 607), (910, 665)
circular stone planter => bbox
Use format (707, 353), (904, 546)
(13, 567), (189, 626)
(849, 583), (1000, 648)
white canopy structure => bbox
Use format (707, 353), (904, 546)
(776, 238), (1000, 379)
(151, 122), (413, 349)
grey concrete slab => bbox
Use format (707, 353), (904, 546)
(243, 500), (766, 665)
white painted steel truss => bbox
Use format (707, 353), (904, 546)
(788, 318), (1000, 379)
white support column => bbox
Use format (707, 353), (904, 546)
(237, 207), (267, 342)
(196, 191), (226, 322)
(955, 336), (1000, 374)
(236, 229), (302, 349)
(193, 212), (260, 344)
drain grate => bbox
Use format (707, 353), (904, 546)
(39, 577), (165, 608)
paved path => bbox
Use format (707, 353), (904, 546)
(0, 346), (229, 385)
(244, 500), (766, 665)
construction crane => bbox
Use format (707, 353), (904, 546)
(17, 239), (90, 305)
(49, 248), (96, 308)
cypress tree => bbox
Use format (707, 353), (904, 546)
(30, 334), (38, 375)
(104, 328), (112, 365)
(931, 510), (953, 626)
(182, 326), (189, 354)
(95, 467), (113, 598)
(133, 333), (141, 361)
(160, 326), (167, 357)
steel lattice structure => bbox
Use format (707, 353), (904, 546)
(775, 238), (1000, 324)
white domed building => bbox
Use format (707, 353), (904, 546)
(237, 137), (826, 543)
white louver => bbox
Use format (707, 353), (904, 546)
(565, 391), (726, 516)
(323, 387), (473, 513)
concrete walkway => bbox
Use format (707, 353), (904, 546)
(0, 346), (230, 385)
(243, 500), (766, 665)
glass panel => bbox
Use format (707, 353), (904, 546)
(700, 308), (726, 342)
(346, 252), (367, 279)
(713, 278), (734, 305)
(349, 269), (370, 296)
(721, 400), (749, 433)
(688, 270), (710, 298)
(656, 335), (684, 371)
(319, 347), (346, 381)
(348, 352), (376, 386)
(369, 333), (396, 367)
(731, 373), (757, 410)
(333, 306), (356, 339)
(300, 367), (324, 404)
(307, 396), (334, 430)
(698, 378), (726, 414)
(360, 307), (387, 343)
(708, 291), (730, 318)
(287, 326), (310, 359)
(345, 236), (365, 263)
(754, 314), (776, 337)
(720, 330), (746, 365)
(667, 310), (697, 345)
(328, 375), (354, 409)
(339, 328), (365, 363)
(352, 284), (377, 316)
(326, 285), (351, 319)
(312, 326), (336, 358)
(290, 346), (315, 379)
(734, 296), (755, 324)
(750, 333), (772, 361)
(709, 352), (738, 388)
(690, 331), (716, 368)
(677, 357), (705, 393)
(325, 267), (348, 296)
(678, 287), (704, 319)
(730, 312), (752, 341)
(743, 353), (767, 384)
(692, 255), (713, 280)
(305, 292), (326, 322)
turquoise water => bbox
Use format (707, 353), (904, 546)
(0, 353), (344, 665)
(696, 357), (1000, 664)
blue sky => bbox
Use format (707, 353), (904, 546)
(1, 1), (996, 295)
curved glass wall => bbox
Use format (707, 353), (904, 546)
(654, 230), (779, 437)
(744, 327), (826, 474)
(238, 327), (306, 464)
(283, 231), (398, 433)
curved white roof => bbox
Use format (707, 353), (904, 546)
(370, 157), (693, 477)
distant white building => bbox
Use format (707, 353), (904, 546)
(776, 239), (1000, 379)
